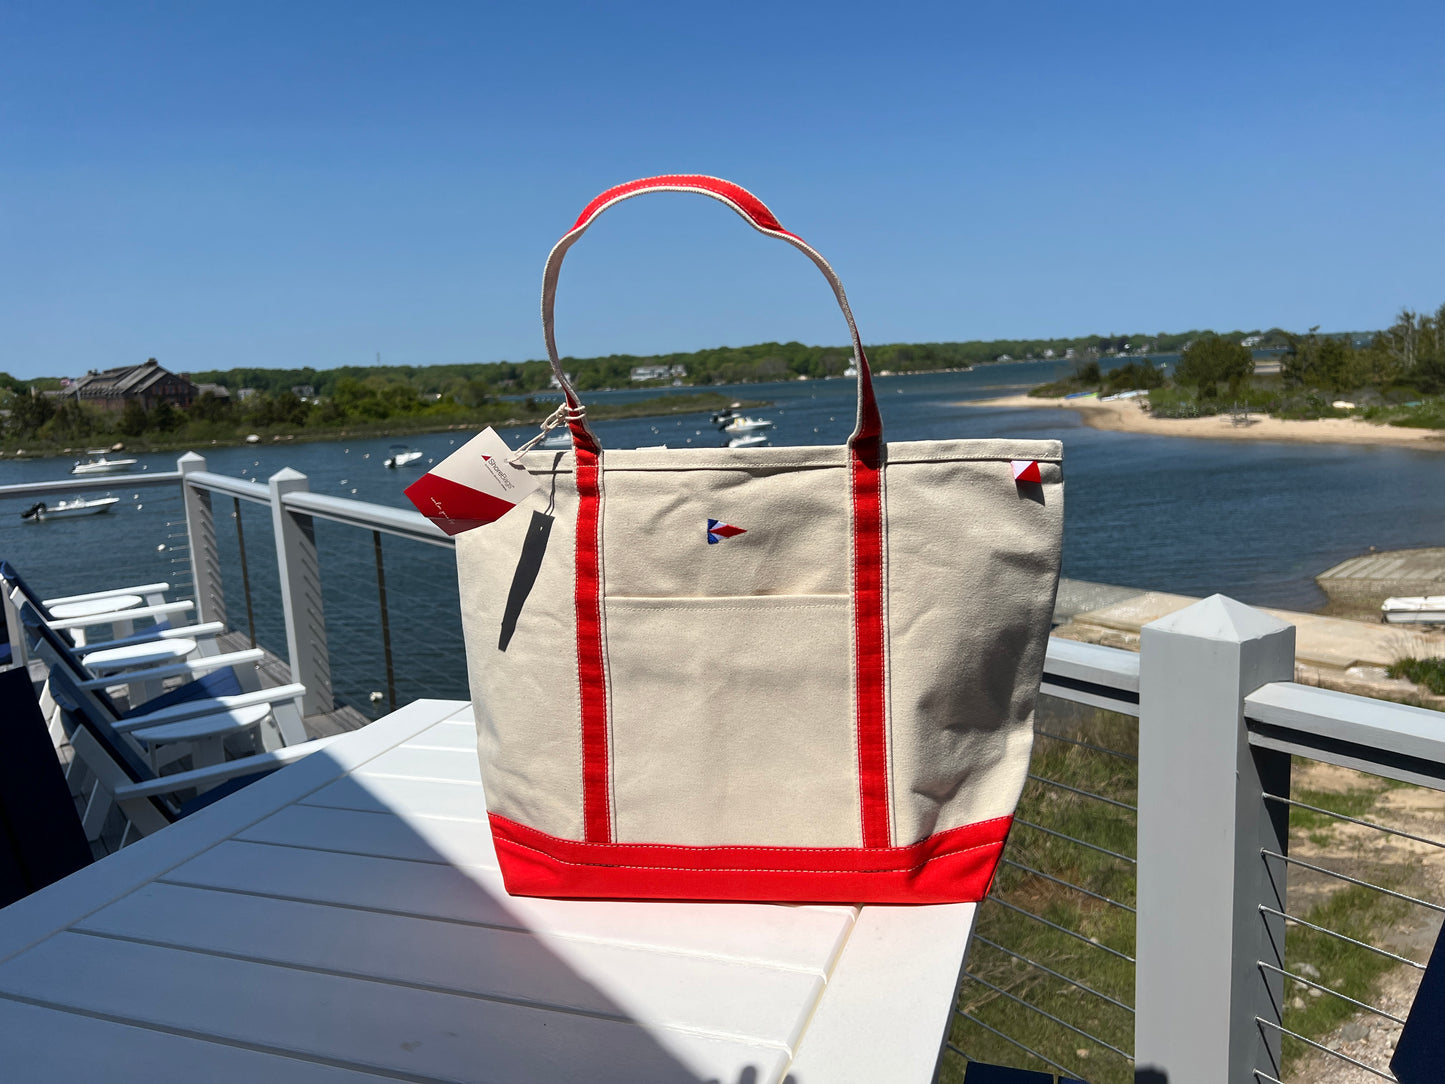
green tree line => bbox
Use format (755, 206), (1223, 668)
(183, 329), (1294, 400)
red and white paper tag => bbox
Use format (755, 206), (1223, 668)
(405, 428), (540, 536)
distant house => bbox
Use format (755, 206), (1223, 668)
(630, 364), (688, 382)
(236, 388), (260, 402)
(195, 383), (230, 400)
(291, 385), (316, 400)
(70, 359), (199, 412)
(1240, 335), (1263, 348)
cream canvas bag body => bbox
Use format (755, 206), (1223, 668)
(459, 175), (1063, 902)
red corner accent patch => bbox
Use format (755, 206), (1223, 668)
(1011, 459), (1042, 484)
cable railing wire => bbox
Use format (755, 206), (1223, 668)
(1259, 905), (1425, 970)
(1257, 961), (1406, 1025)
(963, 974), (1133, 1061)
(1261, 850), (1445, 914)
(1013, 817), (1137, 865)
(986, 897), (1136, 962)
(971, 934), (1135, 1014)
(1263, 792), (1445, 850)
(233, 497), (257, 648)
(1034, 728), (1138, 762)
(1026, 772), (1138, 812)
(1255, 1017), (1399, 1081)
(372, 529), (398, 713)
(999, 857), (1136, 913)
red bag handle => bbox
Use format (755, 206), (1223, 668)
(540, 175), (882, 455)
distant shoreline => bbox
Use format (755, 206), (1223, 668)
(0, 392), (758, 462)
(962, 393), (1445, 450)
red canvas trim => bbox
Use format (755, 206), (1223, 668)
(572, 175), (791, 237)
(573, 446), (610, 842)
(489, 814), (1012, 904)
(851, 434), (889, 848)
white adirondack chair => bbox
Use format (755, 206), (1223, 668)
(36, 665), (338, 849)
(22, 603), (307, 783)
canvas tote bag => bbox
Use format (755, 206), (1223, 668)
(458, 175), (1063, 903)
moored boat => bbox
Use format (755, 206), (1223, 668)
(720, 416), (774, 435)
(384, 445), (424, 468)
(1381, 596), (1445, 625)
(20, 496), (121, 521)
(727, 433), (769, 448)
(71, 455), (138, 475)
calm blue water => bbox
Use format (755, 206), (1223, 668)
(3, 360), (1441, 715)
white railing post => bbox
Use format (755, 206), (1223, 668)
(268, 467), (333, 718)
(1134, 595), (1295, 1084)
(177, 452), (226, 626)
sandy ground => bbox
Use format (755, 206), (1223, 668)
(963, 394), (1445, 450)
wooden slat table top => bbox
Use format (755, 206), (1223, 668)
(0, 700), (976, 1083)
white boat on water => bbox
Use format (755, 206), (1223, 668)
(721, 416), (774, 435)
(727, 433), (769, 448)
(383, 445), (424, 469)
(71, 455), (137, 475)
(1381, 596), (1445, 625)
(539, 430), (573, 450)
(20, 496), (121, 521)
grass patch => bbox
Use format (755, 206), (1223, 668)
(1389, 657), (1445, 695)
(1281, 884), (1410, 1072)
(1289, 781), (1398, 846)
(944, 704), (1138, 1083)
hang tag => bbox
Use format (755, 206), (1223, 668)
(405, 428), (541, 536)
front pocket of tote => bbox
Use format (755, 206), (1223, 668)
(604, 594), (861, 848)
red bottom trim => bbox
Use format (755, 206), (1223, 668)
(488, 814), (1012, 904)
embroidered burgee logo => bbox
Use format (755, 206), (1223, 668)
(706, 519), (747, 545)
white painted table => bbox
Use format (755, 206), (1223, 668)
(0, 700), (977, 1083)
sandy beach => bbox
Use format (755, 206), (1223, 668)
(963, 393), (1445, 449)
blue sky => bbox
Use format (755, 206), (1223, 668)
(3, 1), (1443, 380)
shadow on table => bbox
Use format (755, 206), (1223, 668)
(0, 748), (809, 1083)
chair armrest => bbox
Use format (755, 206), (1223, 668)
(78, 622), (225, 654)
(127, 703), (273, 745)
(76, 648), (265, 689)
(111, 683), (307, 730)
(113, 736), (340, 798)
(47, 600), (194, 631)
(43, 582), (171, 606)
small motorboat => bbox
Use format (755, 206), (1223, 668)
(71, 454), (138, 475)
(539, 430), (573, 450)
(727, 433), (769, 449)
(20, 496), (121, 521)
(384, 445), (424, 469)
(1382, 596), (1445, 625)
(720, 416), (774, 435)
